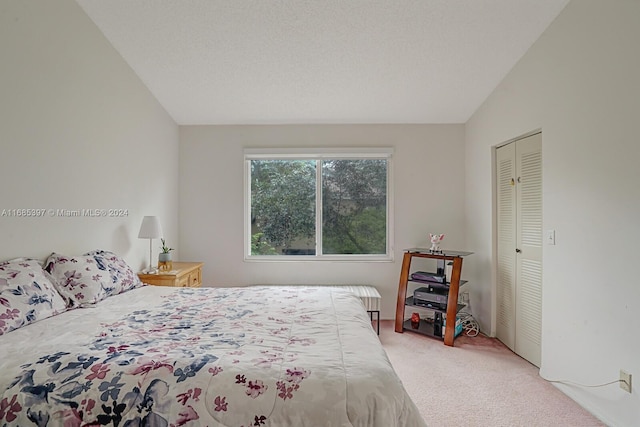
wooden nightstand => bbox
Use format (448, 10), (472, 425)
(138, 262), (203, 288)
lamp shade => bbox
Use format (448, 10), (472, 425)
(138, 216), (163, 239)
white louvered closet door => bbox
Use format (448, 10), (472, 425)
(496, 133), (542, 367)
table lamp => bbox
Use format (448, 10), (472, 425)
(138, 216), (163, 273)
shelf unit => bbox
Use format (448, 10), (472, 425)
(394, 248), (472, 346)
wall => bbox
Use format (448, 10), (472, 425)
(464, 1), (640, 425)
(179, 124), (465, 319)
(0, 0), (179, 269)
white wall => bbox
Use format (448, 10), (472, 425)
(465, 1), (640, 425)
(179, 124), (466, 319)
(0, 0), (179, 269)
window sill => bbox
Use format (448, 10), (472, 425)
(244, 254), (394, 262)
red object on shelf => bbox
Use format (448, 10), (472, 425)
(411, 312), (420, 329)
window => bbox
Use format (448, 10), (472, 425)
(244, 148), (393, 261)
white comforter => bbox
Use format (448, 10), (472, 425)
(0, 285), (425, 426)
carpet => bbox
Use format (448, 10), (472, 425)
(379, 320), (605, 427)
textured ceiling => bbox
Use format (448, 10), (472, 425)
(76, 0), (569, 125)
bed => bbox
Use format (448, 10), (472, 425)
(0, 254), (426, 426)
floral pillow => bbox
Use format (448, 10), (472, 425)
(0, 258), (67, 335)
(44, 253), (112, 307)
(45, 250), (143, 308)
(83, 249), (143, 294)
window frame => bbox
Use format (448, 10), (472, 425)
(244, 147), (394, 262)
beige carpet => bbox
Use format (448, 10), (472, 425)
(378, 320), (605, 427)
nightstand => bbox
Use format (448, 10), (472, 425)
(138, 262), (203, 288)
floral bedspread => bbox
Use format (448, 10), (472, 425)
(0, 286), (425, 427)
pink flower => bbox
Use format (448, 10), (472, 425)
(213, 396), (227, 412)
(0, 309), (20, 320)
(107, 345), (129, 354)
(85, 363), (110, 380)
(1, 270), (19, 279)
(130, 359), (174, 376)
(208, 366), (223, 376)
(0, 395), (22, 422)
(245, 380), (268, 398)
(176, 405), (199, 426)
(177, 391), (190, 405)
(276, 381), (297, 400)
(288, 337), (315, 346)
(176, 388), (201, 405)
(285, 367), (310, 384)
(81, 398), (95, 414)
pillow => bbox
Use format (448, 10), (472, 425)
(0, 258), (67, 335)
(44, 253), (112, 307)
(44, 250), (143, 308)
(83, 249), (143, 294)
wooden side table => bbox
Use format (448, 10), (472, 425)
(138, 262), (203, 288)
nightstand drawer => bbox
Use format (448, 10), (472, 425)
(188, 269), (201, 288)
(177, 275), (190, 287)
(138, 262), (203, 288)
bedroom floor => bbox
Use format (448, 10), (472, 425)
(378, 320), (605, 427)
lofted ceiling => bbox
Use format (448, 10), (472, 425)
(76, 0), (569, 125)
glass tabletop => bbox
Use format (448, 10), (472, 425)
(404, 248), (473, 257)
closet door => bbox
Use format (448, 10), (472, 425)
(496, 142), (516, 351)
(514, 133), (542, 367)
(496, 133), (542, 367)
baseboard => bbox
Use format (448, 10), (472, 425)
(550, 382), (617, 427)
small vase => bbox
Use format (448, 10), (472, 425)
(411, 312), (420, 329)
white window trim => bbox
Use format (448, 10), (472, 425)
(244, 147), (394, 262)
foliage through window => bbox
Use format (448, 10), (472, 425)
(245, 149), (392, 260)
